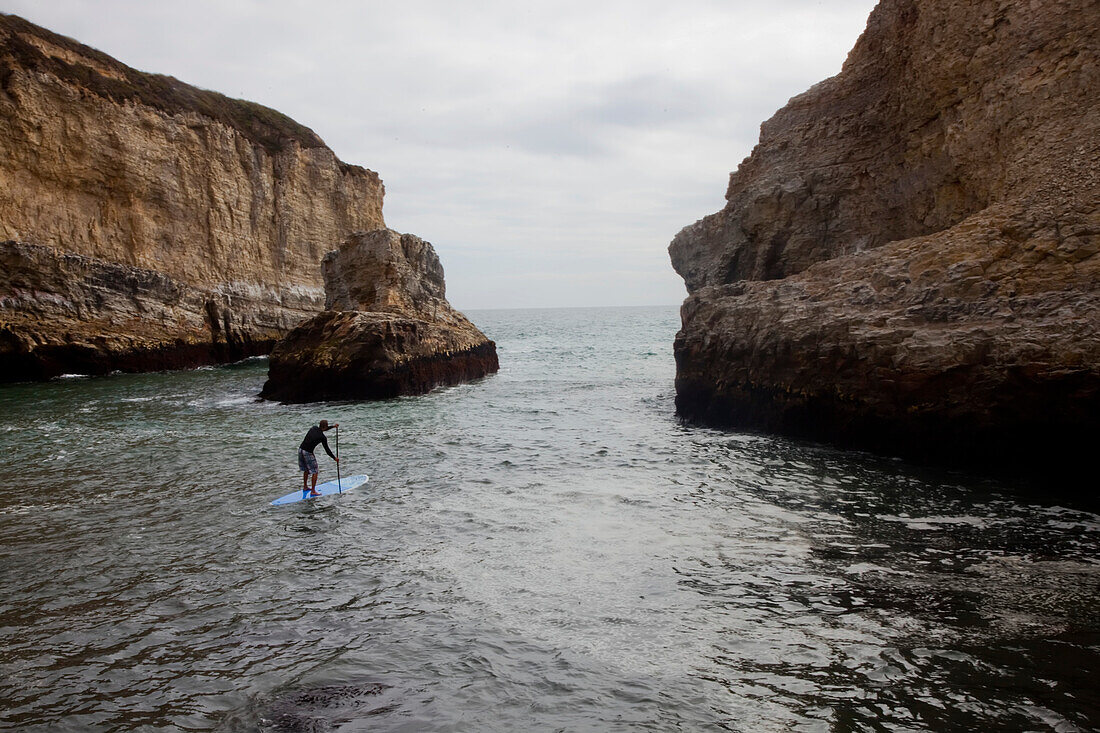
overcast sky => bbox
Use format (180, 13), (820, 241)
(6, 0), (878, 310)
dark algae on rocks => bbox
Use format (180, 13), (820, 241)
(668, 0), (1100, 488)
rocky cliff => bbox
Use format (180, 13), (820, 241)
(260, 229), (499, 403)
(0, 13), (384, 379)
(669, 0), (1099, 482)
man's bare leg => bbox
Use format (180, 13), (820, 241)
(303, 471), (311, 493)
(310, 472), (320, 496)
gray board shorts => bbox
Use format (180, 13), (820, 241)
(298, 449), (319, 475)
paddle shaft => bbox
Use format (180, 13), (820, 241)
(336, 425), (341, 492)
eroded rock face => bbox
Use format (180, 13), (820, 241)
(0, 14), (384, 380)
(1, 241), (313, 379)
(671, 0), (1097, 289)
(669, 0), (1100, 482)
(322, 229), (450, 321)
(260, 229), (498, 403)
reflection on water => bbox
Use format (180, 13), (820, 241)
(1, 307), (1098, 731)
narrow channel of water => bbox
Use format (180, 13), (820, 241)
(2, 306), (1097, 731)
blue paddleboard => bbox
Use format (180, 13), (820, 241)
(271, 474), (369, 506)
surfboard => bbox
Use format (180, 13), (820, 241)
(271, 475), (369, 506)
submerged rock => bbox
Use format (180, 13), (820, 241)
(262, 683), (393, 732)
(214, 682), (394, 732)
(669, 0), (1100, 482)
(260, 229), (498, 402)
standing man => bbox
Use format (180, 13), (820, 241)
(299, 419), (339, 496)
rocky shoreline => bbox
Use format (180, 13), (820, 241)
(1, 240), (300, 380)
(669, 0), (1099, 483)
(673, 240), (1100, 478)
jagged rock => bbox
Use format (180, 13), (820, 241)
(669, 0), (1100, 482)
(322, 229), (451, 322)
(260, 229), (498, 403)
(0, 14), (384, 380)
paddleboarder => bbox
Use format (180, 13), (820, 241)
(299, 420), (339, 496)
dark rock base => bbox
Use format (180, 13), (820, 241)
(675, 374), (1100, 482)
(674, 320), (1100, 499)
(0, 331), (274, 382)
(260, 310), (499, 403)
(262, 341), (498, 403)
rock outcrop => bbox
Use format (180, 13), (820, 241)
(669, 0), (1099, 481)
(260, 229), (498, 403)
(0, 13), (384, 379)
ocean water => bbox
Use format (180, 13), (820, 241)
(1, 305), (1098, 732)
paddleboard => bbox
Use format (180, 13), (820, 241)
(271, 474), (368, 506)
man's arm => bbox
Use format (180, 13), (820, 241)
(319, 434), (337, 460)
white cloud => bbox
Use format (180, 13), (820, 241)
(4, 0), (878, 309)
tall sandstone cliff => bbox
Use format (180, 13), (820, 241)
(0, 14), (384, 379)
(669, 0), (1099, 485)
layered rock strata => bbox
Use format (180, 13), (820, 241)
(1, 241), (314, 380)
(260, 229), (498, 403)
(0, 14), (384, 379)
(669, 0), (1099, 480)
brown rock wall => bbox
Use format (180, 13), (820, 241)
(675, 205), (1100, 470)
(0, 240), (311, 379)
(0, 14), (385, 380)
(668, 0), (1100, 484)
(322, 229), (450, 321)
(671, 0), (1098, 289)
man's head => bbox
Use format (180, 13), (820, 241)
(320, 419), (330, 430)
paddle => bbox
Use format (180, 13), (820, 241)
(336, 424), (341, 493)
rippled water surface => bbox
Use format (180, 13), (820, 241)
(2, 306), (1099, 731)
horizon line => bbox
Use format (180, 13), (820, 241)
(460, 302), (682, 313)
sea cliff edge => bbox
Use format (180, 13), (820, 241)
(668, 0), (1100, 484)
(0, 13), (382, 380)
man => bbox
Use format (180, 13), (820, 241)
(299, 419), (339, 496)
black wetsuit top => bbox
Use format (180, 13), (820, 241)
(299, 426), (336, 459)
